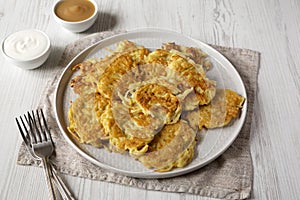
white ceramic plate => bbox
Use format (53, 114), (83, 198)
(54, 28), (247, 179)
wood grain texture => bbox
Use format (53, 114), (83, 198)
(0, 0), (299, 199)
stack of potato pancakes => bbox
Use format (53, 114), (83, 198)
(68, 40), (245, 172)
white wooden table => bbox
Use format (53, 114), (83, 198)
(0, 0), (299, 199)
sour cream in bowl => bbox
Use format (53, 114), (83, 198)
(52, 0), (98, 32)
(1, 29), (51, 70)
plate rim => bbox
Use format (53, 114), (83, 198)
(54, 28), (248, 179)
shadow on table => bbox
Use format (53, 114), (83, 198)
(85, 11), (118, 33)
(35, 45), (65, 72)
(36, 12), (117, 72)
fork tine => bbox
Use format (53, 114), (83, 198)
(27, 111), (37, 144)
(40, 109), (52, 141)
(15, 117), (30, 146)
(16, 116), (40, 160)
(36, 109), (47, 142)
(21, 114), (31, 137)
(36, 109), (43, 132)
(31, 110), (42, 143)
(23, 113), (36, 145)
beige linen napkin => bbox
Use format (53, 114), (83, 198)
(17, 31), (260, 200)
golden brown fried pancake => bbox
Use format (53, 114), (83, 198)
(68, 93), (108, 147)
(98, 104), (150, 156)
(184, 89), (245, 130)
(69, 41), (152, 154)
(112, 83), (181, 141)
(162, 42), (212, 71)
(111, 64), (197, 141)
(71, 40), (150, 97)
(69, 58), (111, 147)
(100, 102), (151, 156)
(135, 83), (180, 124)
(93, 43), (152, 154)
(198, 89), (245, 129)
(138, 121), (196, 172)
(71, 60), (99, 96)
(146, 49), (216, 105)
(97, 47), (149, 99)
(70, 45), (135, 96)
(94, 77), (152, 155)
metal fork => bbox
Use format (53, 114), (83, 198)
(16, 109), (75, 200)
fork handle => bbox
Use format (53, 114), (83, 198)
(42, 158), (57, 200)
(51, 165), (76, 200)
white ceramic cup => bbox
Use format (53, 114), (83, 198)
(52, 0), (98, 33)
(1, 29), (51, 70)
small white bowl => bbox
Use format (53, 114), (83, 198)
(52, 0), (98, 33)
(1, 29), (51, 70)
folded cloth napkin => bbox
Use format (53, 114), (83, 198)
(17, 31), (260, 200)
